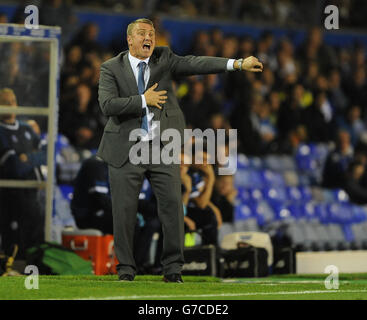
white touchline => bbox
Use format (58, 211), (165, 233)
(68, 289), (367, 300)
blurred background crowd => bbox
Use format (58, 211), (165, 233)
(1, 0), (367, 270)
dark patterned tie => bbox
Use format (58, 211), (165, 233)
(138, 61), (148, 132)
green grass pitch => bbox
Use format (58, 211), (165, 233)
(1, 273), (367, 300)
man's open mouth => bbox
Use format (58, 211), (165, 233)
(143, 44), (151, 50)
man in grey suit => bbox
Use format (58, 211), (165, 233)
(97, 18), (263, 282)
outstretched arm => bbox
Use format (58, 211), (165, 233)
(168, 47), (263, 76)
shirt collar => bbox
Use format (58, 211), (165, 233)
(128, 52), (150, 70)
(0, 119), (19, 130)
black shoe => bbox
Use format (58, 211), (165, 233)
(163, 273), (183, 283)
(119, 274), (134, 281)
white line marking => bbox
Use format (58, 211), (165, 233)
(70, 289), (367, 300)
(222, 280), (327, 284)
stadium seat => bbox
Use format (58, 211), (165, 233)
(237, 153), (250, 169)
(342, 224), (355, 247)
(260, 169), (285, 188)
(286, 186), (303, 202)
(351, 223), (367, 249)
(284, 223), (309, 251)
(251, 201), (275, 227)
(282, 170), (299, 187)
(234, 219), (259, 232)
(325, 223), (349, 250)
(234, 204), (253, 221)
(218, 222), (235, 245)
(248, 157), (264, 169)
(263, 187), (288, 203)
(59, 184), (74, 202)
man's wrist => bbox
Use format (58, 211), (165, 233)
(227, 59), (236, 71)
(235, 58), (243, 71)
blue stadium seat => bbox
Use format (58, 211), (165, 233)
(250, 201), (275, 226)
(313, 203), (330, 224)
(287, 202), (304, 220)
(235, 169), (263, 188)
(59, 184), (74, 202)
(237, 186), (252, 203)
(351, 205), (367, 224)
(260, 169), (285, 188)
(286, 186), (303, 202)
(248, 187), (264, 202)
(342, 224), (355, 243)
(262, 187), (288, 203)
(300, 201), (319, 221)
(248, 157), (264, 169)
(269, 200), (293, 221)
(298, 186), (313, 201)
(234, 204), (254, 221)
(237, 153), (250, 169)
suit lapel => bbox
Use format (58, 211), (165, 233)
(116, 52), (139, 96)
(116, 50), (162, 119)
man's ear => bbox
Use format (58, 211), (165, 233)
(127, 35), (132, 46)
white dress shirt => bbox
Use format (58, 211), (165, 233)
(127, 53), (236, 140)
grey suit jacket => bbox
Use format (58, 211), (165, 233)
(97, 46), (229, 167)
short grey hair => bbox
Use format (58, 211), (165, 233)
(127, 18), (154, 36)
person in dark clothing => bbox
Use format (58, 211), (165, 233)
(71, 155), (113, 234)
(71, 155), (160, 271)
(211, 175), (237, 223)
(322, 129), (354, 189)
(277, 84), (307, 141)
(180, 79), (221, 130)
(59, 83), (103, 150)
(303, 91), (335, 143)
(185, 151), (222, 246)
(343, 160), (367, 205)
(0, 88), (46, 259)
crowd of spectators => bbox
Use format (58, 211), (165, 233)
(71, 0), (367, 29)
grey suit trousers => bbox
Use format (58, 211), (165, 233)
(108, 142), (185, 277)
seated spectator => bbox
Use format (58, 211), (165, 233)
(71, 155), (113, 234)
(180, 80), (220, 130)
(71, 155), (160, 273)
(328, 68), (349, 116)
(343, 160), (367, 205)
(0, 88), (46, 259)
(250, 99), (278, 153)
(185, 150), (222, 246)
(344, 68), (367, 108)
(0, 12), (8, 23)
(322, 129), (354, 189)
(149, 15), (171, 47)
(337, 105), (367, 147)
(277, 84), (308, 141)
(211, 175), (237, 223)
(70, 22), (104, 57)
(303, 90), (335, 143)
(59, 83), (103, 150)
